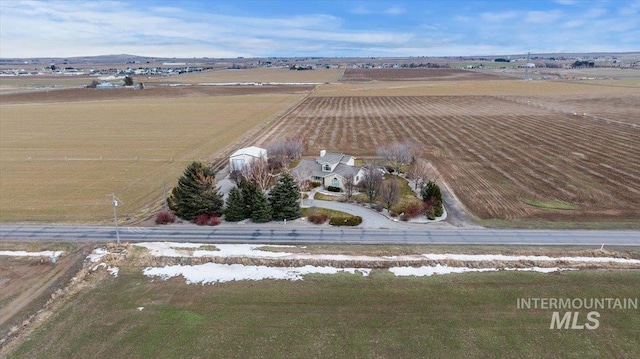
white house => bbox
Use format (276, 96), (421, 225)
(291, 150), (364, 191)
(229, 146), (267, 171)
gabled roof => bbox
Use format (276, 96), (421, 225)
(230, 146), (267, 158)
(316, 152), (353, 166)
(291, 159), (363, 182)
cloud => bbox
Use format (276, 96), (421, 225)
(0, 0), (638, 58)
(385, 6), (406, 15)
(554, 0), (577, 5)
(525, 10), (562, 23)
(480, 11), (518, 22)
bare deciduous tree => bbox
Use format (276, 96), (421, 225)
(266, 137), (306, 169)
(343, 172), (356, 199)
(360, 165), (383, 205)
(377, 142), (417, 173)
(380, 180), (400, 210)
(241, 158), (271, 192)
(407, 158), (430, 191)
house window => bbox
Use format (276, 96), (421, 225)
(355, 175), (359, 182)
(331, 178), (339, 187)
(323, 164), (331, 171)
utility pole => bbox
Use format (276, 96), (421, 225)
(111, 193), (121, 245)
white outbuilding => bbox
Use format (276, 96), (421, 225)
(229, 146), (267, 171)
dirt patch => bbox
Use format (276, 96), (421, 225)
(0, 84), (315, 104)
(340, 68), (508, 82)
(0, 245), (90, 336)
(0, 242), (128, 355)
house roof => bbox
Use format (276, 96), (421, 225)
(316, 152), (353, 166)
(230, 146), (267, 158)
(291, 159), (362, 182)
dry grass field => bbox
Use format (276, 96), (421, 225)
(144, 67), (344, 84)
(0, 89), (307, 222)
(262, 94), (640, 222)
(0, 76), (93, 93)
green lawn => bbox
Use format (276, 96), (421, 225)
(8, 269), (640, 359)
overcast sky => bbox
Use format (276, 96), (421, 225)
(1, 0), (638, 58)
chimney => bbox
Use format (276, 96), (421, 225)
(320, 150), (326, 157)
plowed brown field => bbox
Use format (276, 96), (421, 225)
(263, 96), (640, 221)
(340, 68), (507, 81)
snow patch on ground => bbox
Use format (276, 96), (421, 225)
(107, 267), (119, 277)
(389, 265), (573, 277)
(143, 263), (370, 285)
(418, 253), (640, 264)
(0, 250), (64, 258)
(132, 242), (640, 264)
(86, 248), (109, 262)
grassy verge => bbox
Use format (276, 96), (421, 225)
(477, 218), (640, 230)
(523, 199), (578, 210)
(7, 269), (640, 358)
(301, 207), (351, 219)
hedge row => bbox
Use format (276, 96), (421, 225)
(329, 216), (363, 226)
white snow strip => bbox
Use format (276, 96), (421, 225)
(419, 253), (640, 264)
(389, 265), (572, 277)
(137, 307), (144, 311)
(389, 265), (498, 276)
(86, 248), (109, 262)
(0, 250), (64, 258)
(132, 242), (640, 264)
(142, 263), (370, 285)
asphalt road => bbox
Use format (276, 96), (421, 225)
(1, 225), (639, 246)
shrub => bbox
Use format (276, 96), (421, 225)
(402, 202), (426, 220)
(329, 216), (363, 226)
(327, 186), (342, 192)
(390, 211), (398, 217)
(155, 210), (176, 225)
(194, 214), (221, 226)
(307, 213), (328, 224)
(374, 204), (383, 212)
(310, 181), (322, 188)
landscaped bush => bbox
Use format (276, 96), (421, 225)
(402, 202), (427, 220)
(194, 214), (221, 226)
(327, 186), (342, 192)
(329, 216), (363, 226)
(307, 213), (329, 224)
(310, 181), (322, 188)
(374, 204), (383, 212)
(155, 210), (176, 225)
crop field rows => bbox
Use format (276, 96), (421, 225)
(513, 94), (640, 125)
(266, 96), (640, 221)
(340, 68), (507, 82)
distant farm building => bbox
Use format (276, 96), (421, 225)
(229, 146), (267, 171)
(96, 82), (118, 89)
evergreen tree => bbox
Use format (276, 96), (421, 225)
(269, 172), (301, 221)
(168, 161), (223, 220)
(240, 181), (260, 218)
(421, 180), (442, 202)
(224, 187), (246, 222)
(251, 190), (272, 223)
(421, 181), (444, 219)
